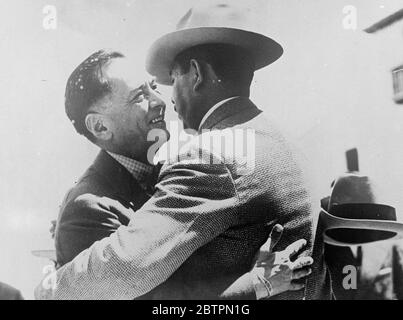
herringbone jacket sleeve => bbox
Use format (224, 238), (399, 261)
(36, 143), (240, 300)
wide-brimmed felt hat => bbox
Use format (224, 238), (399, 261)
(146, 2), (284, 85)
(320, 173), (403, 246)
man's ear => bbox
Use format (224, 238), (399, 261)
(190, 59), (204, 92)
(84, 113), (112, 141)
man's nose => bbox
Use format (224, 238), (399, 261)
(144, 83), (165, 110)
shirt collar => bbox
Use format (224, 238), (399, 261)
(198, 96), (239, 132)
(107, 152), (155, 189)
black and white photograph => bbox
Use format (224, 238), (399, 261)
(1, 0), (403, 306)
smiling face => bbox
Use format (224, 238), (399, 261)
(93, 58), (168, 162)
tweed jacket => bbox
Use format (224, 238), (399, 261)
(43, 97), (331, 300)
(54, 149), (258, 300)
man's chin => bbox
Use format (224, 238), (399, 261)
(181, 120), (199, 134)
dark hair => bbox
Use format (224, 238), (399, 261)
(173, 43), (255, 91)
(65, 49), (124, 141)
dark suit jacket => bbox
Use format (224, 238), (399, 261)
(46, 97), (331, 300)
(0, 282), (23, 300)
(55, 151), (150, 266)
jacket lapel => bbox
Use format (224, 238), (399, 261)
(91, 150), (148, 207)
(199, 97), (262, 132)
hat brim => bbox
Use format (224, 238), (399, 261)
(320, 209), (403, 246)
(146, 27), (284, 85)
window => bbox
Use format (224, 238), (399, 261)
(392, 65), (403, 104)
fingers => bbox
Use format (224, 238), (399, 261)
(292, 267), (312, 280)
(289, 282), (305, 291)
(260, 224), (284, 253)
(255, 226), (281, 266)
(268, 224), (284, 251)
(292, 256), (313, 270)
(284, 239), (307, 258)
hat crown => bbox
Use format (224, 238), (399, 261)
(329, 174), (378, 208)
(322, 173), (401, 246)
(145, 1), (283, 85)
(328, 173), (394, 220)
(176, 3), (260, 34)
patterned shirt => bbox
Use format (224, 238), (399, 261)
(107, 152), (156, 193)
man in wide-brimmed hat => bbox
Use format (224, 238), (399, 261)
(36, 2), (331, 300)
(145, 2), (331, 300)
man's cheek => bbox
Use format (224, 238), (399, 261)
(139, 101), (149, 112)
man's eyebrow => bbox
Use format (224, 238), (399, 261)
(131, 85), (143, 93)
(126, 85), (143, 102)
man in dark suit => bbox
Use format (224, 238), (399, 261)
(54, 50), (161, 267)
(47, 47), (313, 300)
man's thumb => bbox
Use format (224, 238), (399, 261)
(268, 224), (283, 251)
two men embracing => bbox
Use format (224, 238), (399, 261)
(37, 3), (331, 300)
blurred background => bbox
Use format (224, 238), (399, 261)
(0, 0), (402, 298)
